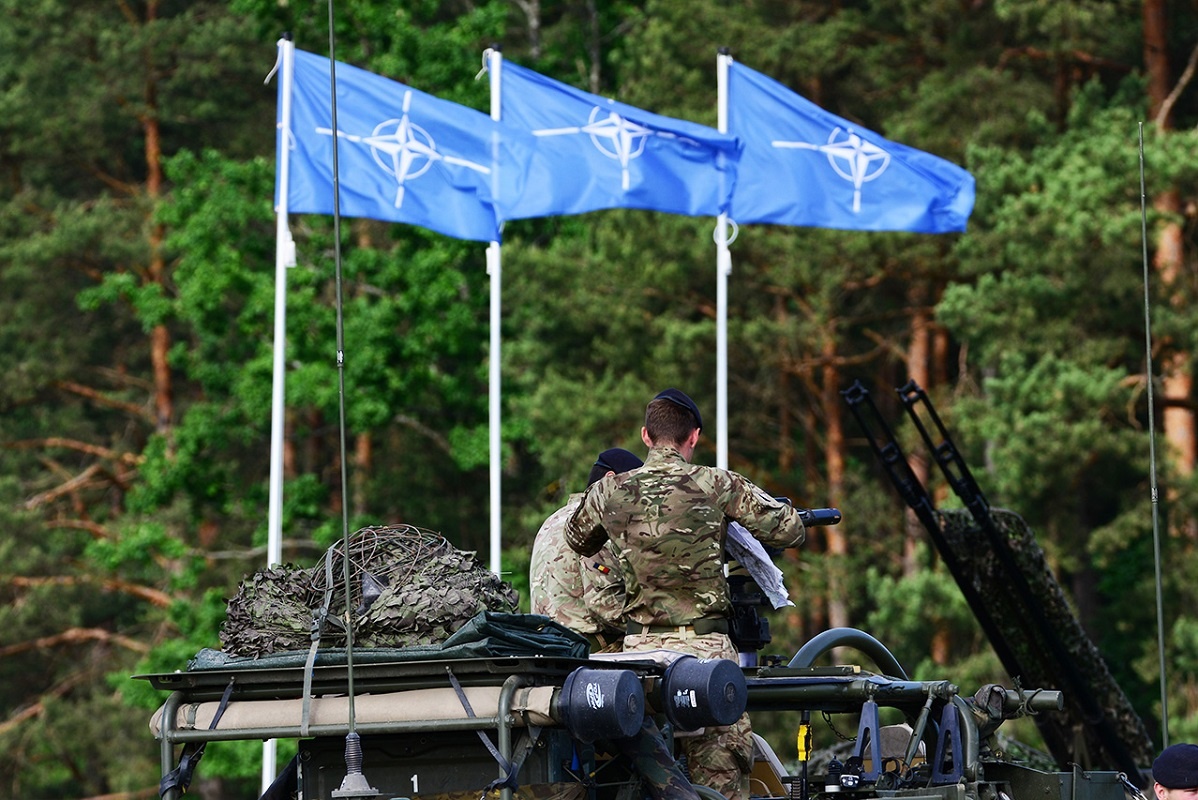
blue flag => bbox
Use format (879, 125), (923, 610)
(278, 48), (527, 242)
(727, 62), (974, 233)
(498, 61), (741, 219)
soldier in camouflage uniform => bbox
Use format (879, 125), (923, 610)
(529, 448), (643, 652)
(566, 389), (806, 800)
(531, 447), (700, 800)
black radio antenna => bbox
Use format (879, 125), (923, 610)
(324, 1), (376, 796)
(1139, 121), (1169, 748)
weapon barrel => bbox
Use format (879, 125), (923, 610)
(745, 675), (955, 714)
(799, 508), (842, 526)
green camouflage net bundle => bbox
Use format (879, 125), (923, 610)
(220, 565), (322, 656)
(220, 524), (518, 657)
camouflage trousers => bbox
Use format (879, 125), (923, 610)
(612, 714), (701, 800)
(623, 631), (753, 800)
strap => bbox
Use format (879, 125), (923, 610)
(445, 666), (515, 787)
(485, 725), (543, 793)
(302, 546), (345, 735)
(587, 631), (621, 651)
(300, 638), (319, 737)
(159, 678), (235, 797)
(627, 618), (729, 636)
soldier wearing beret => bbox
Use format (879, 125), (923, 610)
(566, 388), (806, 800)
(532, 446), (702, 800)
(530, 448), (643, 652)
(1153, 743), (1198, 800)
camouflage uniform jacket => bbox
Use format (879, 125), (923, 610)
(529, 493), (626, 635)
(565, 446), (805, 626)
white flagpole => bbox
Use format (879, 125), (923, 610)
(715, 50), (733, 470)
(262, 36), (296, 794)
(487, 48), (504, 576)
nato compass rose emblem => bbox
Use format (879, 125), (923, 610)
(315, 90), (489, 207)
(772, 127), (890, 212)
(533, 105), (684, 191)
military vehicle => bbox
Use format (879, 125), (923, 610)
(139, 381), (1156, 800)
(140, 617), (1145, 800)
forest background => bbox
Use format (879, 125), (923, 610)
(5, 0), (1198, 798)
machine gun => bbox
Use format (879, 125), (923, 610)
(727, 507), (841, 660)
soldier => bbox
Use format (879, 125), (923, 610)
(565, 388), (806, 800)
(531, 447), (700, 800)
(529, 447), (643, 652)
(1153, 743), (1198, 800)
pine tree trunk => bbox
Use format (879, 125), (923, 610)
(143, 0), (172, 443)
(822, 338), (849, 632)
(512, 0), (542, 59)
(776, 295), (795, 474)
(904, 292), (932, 576)
(1144, 0), (1197, 539)
(585, 0), (602, 93)
(355, 432), (373, 518)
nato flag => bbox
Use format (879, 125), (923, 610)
(727, 61), (974, 233)
(498, 61), (742, 220)
(278, 48), (528, 242)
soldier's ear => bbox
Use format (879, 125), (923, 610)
(641, 427), (653, 448)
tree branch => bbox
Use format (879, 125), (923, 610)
(393, 414), (453, 455)
(0, 667), (92, 736)
(52, 379), (153, 422)
(204, 539), (325, 560)
(10, 576), (172, 609)
(8, 437), (142, 466)
(43, 518), (112, 540)
(0, 626), (150, 660)
(1156, 40), (1198, 128)
(23, 462), (104, 509)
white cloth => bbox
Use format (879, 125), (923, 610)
(725, 521), (793, 609)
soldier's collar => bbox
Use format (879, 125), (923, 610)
(646, 445), (686, 462)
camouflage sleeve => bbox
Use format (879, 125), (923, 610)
(580, 541), (626, 632)
(565, 479), (611, 557)
(724, 472), (806, 549)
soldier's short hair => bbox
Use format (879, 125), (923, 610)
(645, 398), (699, 446)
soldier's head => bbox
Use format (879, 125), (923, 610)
(642, 388), (702, 457)
(1154, 744), (1198, 800)
(587, 448), (643, 486)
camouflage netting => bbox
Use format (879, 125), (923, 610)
(220, 565), (322, 656)
(220, 524), (519, 658)
(937, 507), (1155, 768)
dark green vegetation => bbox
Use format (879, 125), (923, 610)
(4, 1), (1198, 797)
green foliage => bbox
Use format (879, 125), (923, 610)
(863, 556), (991, 681)
(503, 543), (534, 612)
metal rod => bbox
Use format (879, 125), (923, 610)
(1139, 120), (1169, 748)
(159, 716), (508, 745)
(324, 0), (356, 730)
